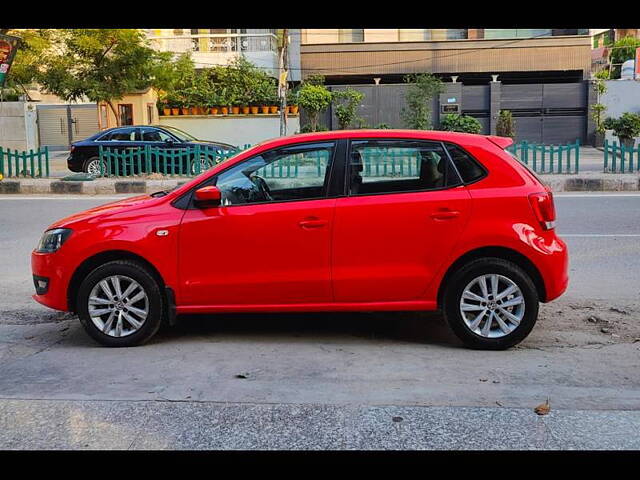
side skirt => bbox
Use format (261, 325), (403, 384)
(176, 300), (438, 314)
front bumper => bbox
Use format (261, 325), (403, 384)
(31, 250), (71, 311)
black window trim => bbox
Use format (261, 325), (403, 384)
(344, 137), (465, 198)
(172, 138), (346, 210)
(441, 141), (489, 186)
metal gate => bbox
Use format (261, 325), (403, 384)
(37, 104), (99, 151)
(501, 83), (587, 144)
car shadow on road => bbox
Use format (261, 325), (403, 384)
(153, 310), (463, 348)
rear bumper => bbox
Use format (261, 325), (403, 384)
(31, 250), (71, 311)
(532, 232), (569, 302)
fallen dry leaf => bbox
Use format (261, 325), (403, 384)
(534, 398), (551, 416)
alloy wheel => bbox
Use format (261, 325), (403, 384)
(459, 274), (525, 338)
(88, 275), (148, 338)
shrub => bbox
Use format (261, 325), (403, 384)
(298, 83), (332, 132)
(374, 123), (391, 129)
(606, 112), (640, 142)
(439, 114), (482, 134)
(496, 110), (515, 138)
(332, 87), (364, 130)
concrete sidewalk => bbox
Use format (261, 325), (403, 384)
(1, 399), (638, 450)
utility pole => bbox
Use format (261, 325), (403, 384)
(278, 28), (289, 136)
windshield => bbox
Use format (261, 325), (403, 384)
(160, 125), (198, 142)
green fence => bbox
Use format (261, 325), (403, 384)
(97, 145), (243, 177)
(506, 140), (580, 174)
(603, 140), (640, 173)
(0, 146), (49, 178)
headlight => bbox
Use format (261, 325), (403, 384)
(36, 228), (73, 253)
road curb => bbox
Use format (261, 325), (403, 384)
(0, 175), (639, 194)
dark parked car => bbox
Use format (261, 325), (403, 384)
(67, 125), (237, 176)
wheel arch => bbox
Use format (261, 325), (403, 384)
(67, 250), (166, 312)
(436, 246), (547, 308)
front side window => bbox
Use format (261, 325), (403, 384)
(140, 128), (173, 142)
(348, 140), (459, 195)
(212, 142), (335, 206)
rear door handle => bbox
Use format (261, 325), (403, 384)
(430, 210), (461, 220)
(299, 218), (327, 229)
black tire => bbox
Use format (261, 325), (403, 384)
(442, 257), (539, 350)
(76, 260), (164, 347)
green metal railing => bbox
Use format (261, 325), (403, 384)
(603, 140), (640, 173)
(506, 140), (580, 174)
(0, 146), (49, 178)
(97, 145), (241, 177)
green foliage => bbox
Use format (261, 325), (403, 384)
(298, 83), (332, 132)
(496, 110), (515, 138)
(303, 74), (325, 86)
(300, 123), (329, 133)
(439, 113), (483, 134)
(1, 29), (57, 97)
(401, 73), (444, 130)
(374, 123), (391, 129)
(38, 30), (158, 102)
(332, 87), (364, 130)
(604, 112), (640, 141)
(609, 36), (640, 79)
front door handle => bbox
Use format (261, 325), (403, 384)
(299, 218), (327, 229)
(430, 209), (461, 221)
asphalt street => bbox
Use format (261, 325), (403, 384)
(1, 193), (639, 449)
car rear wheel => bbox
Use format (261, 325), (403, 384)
(84, 157), (107, 177)
(190, 155), (210, 175)
(77, 260), (164, 347)
(442, 257), (539, 350)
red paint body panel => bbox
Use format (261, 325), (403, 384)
(31, 130), (568, 314)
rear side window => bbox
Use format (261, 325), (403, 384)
(446, 144), (486, 184)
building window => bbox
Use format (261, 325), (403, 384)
(173, 29), (184, 36)
(484, 29), (552, 39)
(398, 29), (429, 41)
(118, 104), (133, 126)
(429, 29), (468, 40)
(338, 29), (364, 43)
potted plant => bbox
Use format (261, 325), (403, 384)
(608, 113), (640, 148)
(287, 86), (299, 114)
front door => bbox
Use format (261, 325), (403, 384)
(178, 141), (338, 306)
(331, 138), (472, 303)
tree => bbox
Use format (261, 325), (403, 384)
(401, 73), (443, 130)
(298, 82), (332, 132)
(0, 29), (57, 100)
(609, 36), (640, 79)
(332, 87), (364, 130)
(36, 29), (165, 125)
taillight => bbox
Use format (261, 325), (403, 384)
(528, 191), (556, 230)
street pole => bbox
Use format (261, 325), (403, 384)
(278, 29), (289, 137)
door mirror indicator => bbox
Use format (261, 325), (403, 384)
(194, 186), (221, 208)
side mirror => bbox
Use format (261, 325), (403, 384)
(194, 186), (221, 208)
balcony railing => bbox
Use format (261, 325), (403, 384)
(149, 32), (278, 54)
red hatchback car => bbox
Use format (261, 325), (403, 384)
(32, 130), (568, 349)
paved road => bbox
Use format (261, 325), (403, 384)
(1, 193), (639, 449)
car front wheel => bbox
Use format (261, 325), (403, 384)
(76, 260), (164, 347)
(443, 257), (539, 350)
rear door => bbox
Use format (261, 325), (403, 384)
(331, 138), (472, 303)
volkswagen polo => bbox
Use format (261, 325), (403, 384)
(32, 130), (568, 349)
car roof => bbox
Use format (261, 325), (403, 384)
(250, 129), (510, 151)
